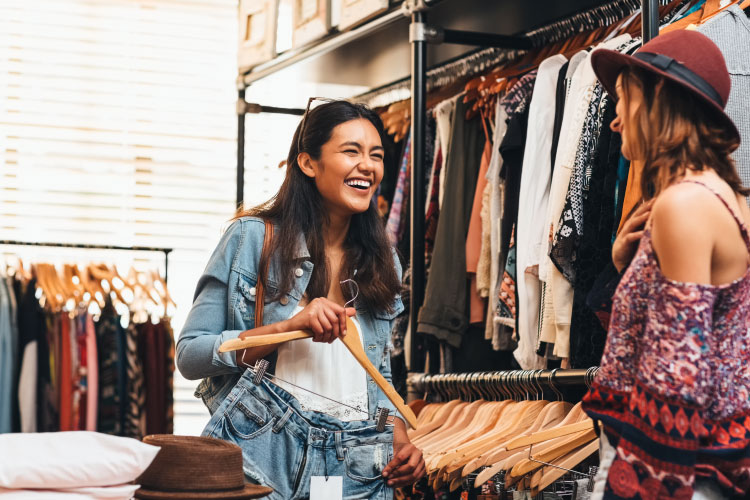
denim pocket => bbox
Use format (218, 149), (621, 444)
(344, 442), (390, 483)
(226, 397), (275, 440)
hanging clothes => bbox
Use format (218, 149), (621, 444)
(418, 98), (486, 348)
(0, 277), (15, 433)
(385, 137), (411, 247)
(466, 137), (492, 325)
(568, 98), (622, 369)
(514, 54), (568, 370)
(494, 72), (536, 351)
(538, 35), (631, 361)
(435, 96), (459, 209)
(486, 103), (509, 347)
(698, 5), (750, 192)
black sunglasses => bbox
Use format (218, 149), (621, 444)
(297, 97), (338, 154)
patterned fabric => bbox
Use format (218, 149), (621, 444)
(496, 225), (517, 328)
(124, 322), (145, 438)
(386, 136), (411, 246)
(583, 181), (750, 499)
(96, 302), (121, 435)
(163, 319), (174, 435)
(549, 84), (605, 283)
(425, 146), (443, 269)
(500, 71), (538, 115)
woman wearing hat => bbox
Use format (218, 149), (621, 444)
(177, 100), (425, 499)
(582, 31), (750, 499)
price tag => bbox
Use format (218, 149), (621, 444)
(310, 476), (342, 500)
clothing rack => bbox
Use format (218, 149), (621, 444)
(358, 0), (665, 107)
(0, 240), (173, 284)
(232, 0), (663, 370)
(409, 368), (599, 401)
(406, 0), (661, 371)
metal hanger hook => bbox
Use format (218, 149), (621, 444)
(340, 276), (359, 309)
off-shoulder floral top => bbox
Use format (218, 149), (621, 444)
(582, 180), (750, 499)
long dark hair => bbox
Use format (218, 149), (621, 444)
(234, 100), (400, 313)
(619, 66), (748, 199)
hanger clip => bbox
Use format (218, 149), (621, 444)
(253, 359), (269, 385)
(375, 408), (390, 432)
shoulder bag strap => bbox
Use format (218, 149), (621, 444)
(255, 218), (274, 328)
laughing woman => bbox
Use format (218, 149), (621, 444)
(177, 100), (425, 500)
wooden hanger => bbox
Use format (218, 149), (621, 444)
(509, 428), (597, 478)
(408, 400), (463, 440)
(505, 417), (594, 450)
(424, 400), (509, 472)
(529, 439), (599, 495)
(220, 317), (418, 429)
(431, 399), (548, 488)
(467, 401), (572, 487)
(468, 401), (571, 482)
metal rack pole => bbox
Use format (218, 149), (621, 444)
(0, 241), (173, 283)
(409, 10), (428, 373)
(642, 0), (659, 43)
(237, 88), (246, 209)
(409, 368), (599, 395)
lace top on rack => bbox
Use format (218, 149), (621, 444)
(583, 180), (750, 499)
(274, 307), (369, 422)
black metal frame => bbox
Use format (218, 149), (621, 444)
(0, 240), (173, 283)
(236, 94), (306, 208)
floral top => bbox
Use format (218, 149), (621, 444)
(582, 180), (750, 499)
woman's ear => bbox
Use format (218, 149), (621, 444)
(297, 152), (316, 178)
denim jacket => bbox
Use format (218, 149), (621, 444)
(176, 216), (404, 420)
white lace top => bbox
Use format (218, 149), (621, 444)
(274, 307), (369, 421)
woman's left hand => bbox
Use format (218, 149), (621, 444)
(382, 418), (426, 488)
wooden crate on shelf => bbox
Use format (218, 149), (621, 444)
(238, 0), (279, 73)
(292, 0), (332, 48)
(338, 0), (389, 31)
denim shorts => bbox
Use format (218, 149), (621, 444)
(202, 369), (394, 500)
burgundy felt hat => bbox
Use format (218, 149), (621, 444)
(590, 29), (739, 142)
(135, 435), (273, 499)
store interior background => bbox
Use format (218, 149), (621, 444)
(1, 0), (613, 435)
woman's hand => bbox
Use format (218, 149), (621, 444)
(287, 297), (356, 343)
(382, 418), (426, 488)
(612, 200), (653, 272)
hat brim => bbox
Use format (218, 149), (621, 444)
(590, 48), (740, 143)
(135, 483), (273, 500)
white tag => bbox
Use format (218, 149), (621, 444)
(310, 476), (343, 500)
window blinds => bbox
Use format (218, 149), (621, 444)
(0, 0), (239, 252)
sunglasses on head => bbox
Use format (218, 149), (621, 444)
(297, 97), (339, 153)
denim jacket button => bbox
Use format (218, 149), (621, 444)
(295, 268), (304, 277)
(280, 296), (289, 305)
(249, 286), (256, 296)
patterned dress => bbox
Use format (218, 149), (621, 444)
(583, 180), (750, 499)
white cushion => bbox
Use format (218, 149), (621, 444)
(0, 432), (159, 489)
(0, 484), (140, 499)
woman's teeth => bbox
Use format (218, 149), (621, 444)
(345, 179), (371, 190)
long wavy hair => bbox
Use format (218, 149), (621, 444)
(234, 100), (400, 313)
(618, 65), (747, 199)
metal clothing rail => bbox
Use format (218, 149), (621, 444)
(358, 0), (667, 107)
(0, 240), (173, 283)
(409, 368), (599, 401)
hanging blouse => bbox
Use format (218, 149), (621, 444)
(583, 180), (750, 499)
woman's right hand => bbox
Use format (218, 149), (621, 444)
(612, 200), (653, 273)
(286, 297), (356, 344)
